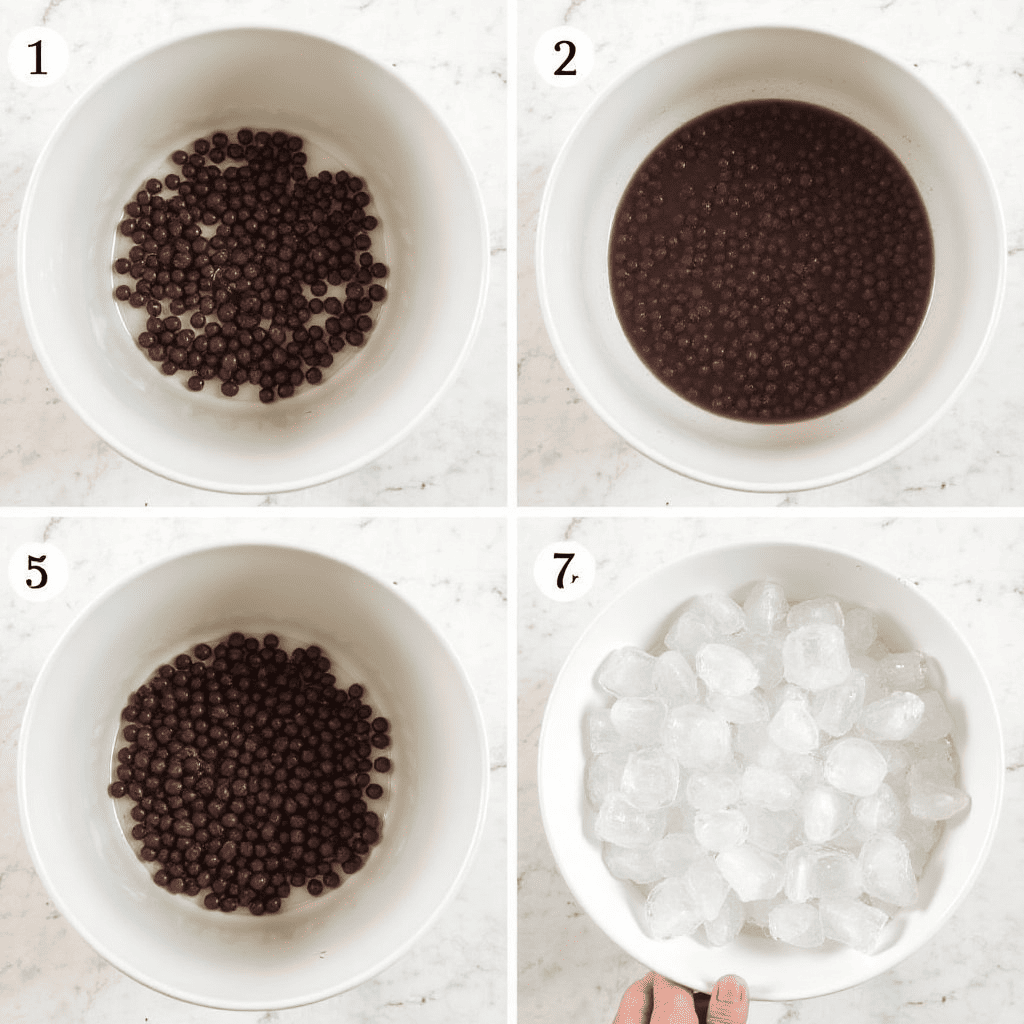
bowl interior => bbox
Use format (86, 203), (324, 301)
(538, 27), (1004, 491)
(537, 542), (1003, 1000)
(19, 28), (487, 493)
(18, 545), (488, 1010)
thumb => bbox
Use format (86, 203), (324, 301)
(705, 975), (749, 1024)
(612, 972), (656, 1024)
(649, 973), (699, 1024)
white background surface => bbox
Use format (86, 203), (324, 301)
(0, 0), (506, 507)
(0, 515), (507, 1023)
(519, 0), (1024, 506)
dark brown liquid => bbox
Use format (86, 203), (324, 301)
(609, 100), (934, 422)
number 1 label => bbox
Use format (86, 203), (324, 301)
(7, 27), (70, 87)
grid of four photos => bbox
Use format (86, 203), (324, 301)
(1, 0), (1022, 1022)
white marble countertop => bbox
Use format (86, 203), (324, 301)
(0, 0), (506, 507)
(0, 515), (507, 1022)
(518, 0), (1024, 506)
(518, 516), (1024, 1022)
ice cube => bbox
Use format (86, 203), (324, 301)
(716, 846), (786, 902)
(783, 624), (852, 691)
(743, 580), (789, 634)
(851, 652), (888, 705)
(662, 705), (732, 770)
(595, 792), (668, 848)
(685, 771), (741, 812)
(860, 834), (918, 906)
(777, 748), (824, 787)
(584, 750), (628, 807)
(654, 831), (703, 876)
(621, 748), (679, 810)
(859, 691), (925, 741)
(855, 783), (903, 834)
(909, 737), (956, 773)
(697, 643), (760, 696)
(587, 708), (631, 755)
(768, 901), (824, 948)
(802, 785), (852, 843)
(652, 650), (700, 706)
(735, 721), (773, 764)
(899, 815), (941, 875)
(694, 808), (749, 851)
(787, 597), (844, 630)
(664, 612), (714, 660)
(741, 765), (800, 811)
(597, 647), (657, 698)
(610, 697), (665, 746)
(768, 699), (820, 755)
(744, 804), (799, 854)
(843, 607), (878, 653)
(910, 690), (954, 742)
(907, 778), (970, 821)
(743, 896), (783, 930)
(709, 689), (770, 724)
(867, 638), (892, 660)
(824, 738), (888, 796)
(819, 897), (888, 953)
(684, 856), (729, 921)
(812, 672), (865, 737)
(808, 848), (862, 899)
(603, 842), (663, 884)
(690, 593), (746, 634)
(784, 845), (817, 902)
(876, 742), (912, 794)
(665, 594), (744, 658)
(881, 651), (928, 691)
(908, 755), (956, 793)
(735, 633), (785, 688)
(645, 877), (704, 939)
(704, 891), (745, 946)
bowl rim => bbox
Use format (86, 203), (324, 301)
(536, 23), (1007, 493)
(537, 539), (1005, 1000)
(17, 540), (491, 1009)
(17, 23), (490, 495)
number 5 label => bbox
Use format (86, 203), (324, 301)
(533, 27), (595, 88)
(8, 541), (69, 602)
(533, 541), (596, 602)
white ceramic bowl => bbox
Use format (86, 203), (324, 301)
(18, 27), (488, 493)
(537, 27), (1005, 491)
(18, 544), (488, 1009)
(538, 542), (1003, 1000)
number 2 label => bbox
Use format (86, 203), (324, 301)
(533, 27), (595, 88)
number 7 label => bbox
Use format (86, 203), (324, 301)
(534, 541), (595, 602)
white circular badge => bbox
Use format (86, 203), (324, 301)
(8, 28), (70, 87)
(533, 26), (595, 88)
(533, 540), (596, 602)
(8, 542), (69, 602)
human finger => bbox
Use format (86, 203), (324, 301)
(612, 972), (657, 1024)
(704, 975), (749, 1024)
(649, 972), (700, 1024)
